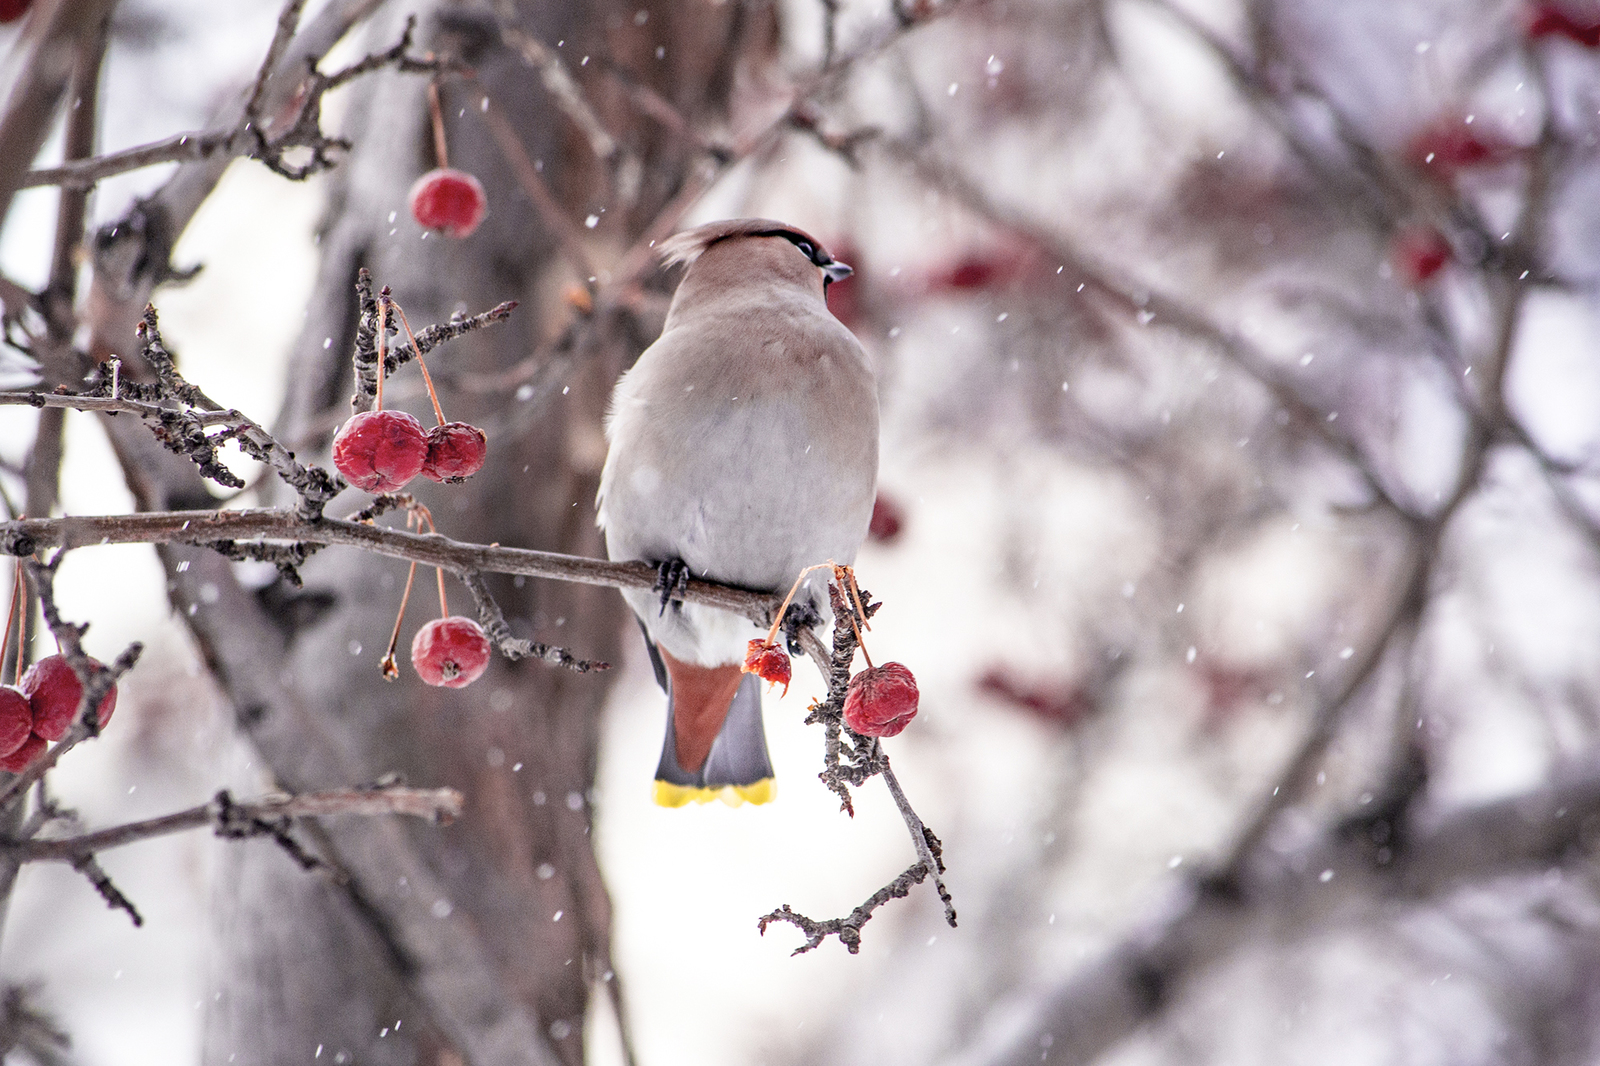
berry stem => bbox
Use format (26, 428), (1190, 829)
(381, 560), (418, 681)
(831, 563), (873, 669)
(375, 294), (389, 412)
(435, 566), (449, 618)
(426, 79), (449, 170)
(763, 561), (835, 649)
(388, 297), (448, 426)
(3, 559), (20, 687)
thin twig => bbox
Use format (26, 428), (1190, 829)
(460, 570), (609, 672)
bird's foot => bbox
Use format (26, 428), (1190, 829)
(654, 558), (692, 615)
(782, 600), (824, 655)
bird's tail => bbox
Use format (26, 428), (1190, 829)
(654, 672), (776, 807)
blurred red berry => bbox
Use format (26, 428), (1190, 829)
(0, 0), (31, 23)
(977, 668), (1092, 727)
(1525, 2), (1600, 45)
(421, 421), (488, 483)
(411, 616), (492, 688)
(742, 638), (792, 695)
(868, 494), (906, 545)
(0, 734), (45, 773)
(946, 257), (1002, 290)
(1405, 115), (1520, 178)
(843, 662), (919, 737)
(0, 687), (32, 757)
(408, 168), (487, 238)
(333, 409), (428, 493)
(824, 255), (863, 329)
(1392, 225), (1452, 285)
(1199, 663), (1277, 723)
(21, 654), (118, 741)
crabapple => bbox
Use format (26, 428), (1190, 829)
(1392, 226), (1452, 285)
(0, 687), (32, 756)
(411, 616), (492, 688)
(868, 494), (906, 544)
(742, 638), (792, 695)
(21, 654), (118, 741)
(0, 734), (45, 774)
(421, 422), (488, 483)
(408, 168), (487, 238)
(843, 661), (919, 737)
(333, 409), (428, 493)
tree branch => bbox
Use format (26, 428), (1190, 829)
(0, 507), (780, 625)
(6, 786), (464, 863)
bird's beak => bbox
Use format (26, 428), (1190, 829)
(822, 259), (854, 283)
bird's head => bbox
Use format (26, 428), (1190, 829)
(658, 219), (853, 298)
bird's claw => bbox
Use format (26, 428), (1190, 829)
(654, 558), (691, 615)
(782, 600), (824, 655)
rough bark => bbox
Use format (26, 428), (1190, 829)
(157, 2), (777, 1064)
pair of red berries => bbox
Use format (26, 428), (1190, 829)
(0, 655), (118, 772)
(333, 411), (487, 493)
(742, 638), (920, 738)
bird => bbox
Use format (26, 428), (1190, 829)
(596, 219), (879, 807)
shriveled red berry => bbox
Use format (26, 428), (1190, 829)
(411, 616), (492, 688)
(843, 662), (919, 738)
(0, 734), (45, 773)
(421, 422), (488, 483)
(21, 654), (118, 741)
(0, 0), (32, 24)
(333, 409), (428, 493)
(742, 638), (792, 695)
(0, 687), (33, 757)
(408, 168), (487, 238)
(1392, 225), (1452, 285)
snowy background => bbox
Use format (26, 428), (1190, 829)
(5, 0), (1600, 1063)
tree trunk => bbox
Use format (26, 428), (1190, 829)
(148, 2), (778, 1063)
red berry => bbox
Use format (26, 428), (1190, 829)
(1392, 225), (1452, 285)
(411, 616), (492, 688)
(21, 654), (118, 741)
(742, 638), (792, 695)
(1405, 116), (1520, 178)
(333, 409), (428, 493)
(0, 0), (31, 23)
(868, 494), (906, 544)
(421, 422), (488, 483)
(976, 668), (1091, 726)
(1525, 3), (1600, 46)
(0, 734), (45, 773)
(0, 687), (32, 757)
(843, 662), (919, 737)
(408, 168), (487, 238)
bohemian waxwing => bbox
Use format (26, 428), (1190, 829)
(596, 218), (879, 806)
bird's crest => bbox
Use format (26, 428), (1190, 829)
(657, 218), (830, 270)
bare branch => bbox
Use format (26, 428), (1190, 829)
(70, 852), (142, 927)
(0, 507), (781, 626)
(459, 570), (609, 673)
(20, 7), (448, 190)
(5, 786), (464, 863)
(765, 578), (955, 953)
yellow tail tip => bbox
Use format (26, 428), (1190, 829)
(653, 778), (776, 808)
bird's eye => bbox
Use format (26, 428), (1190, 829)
(794, 240), (816, 260)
